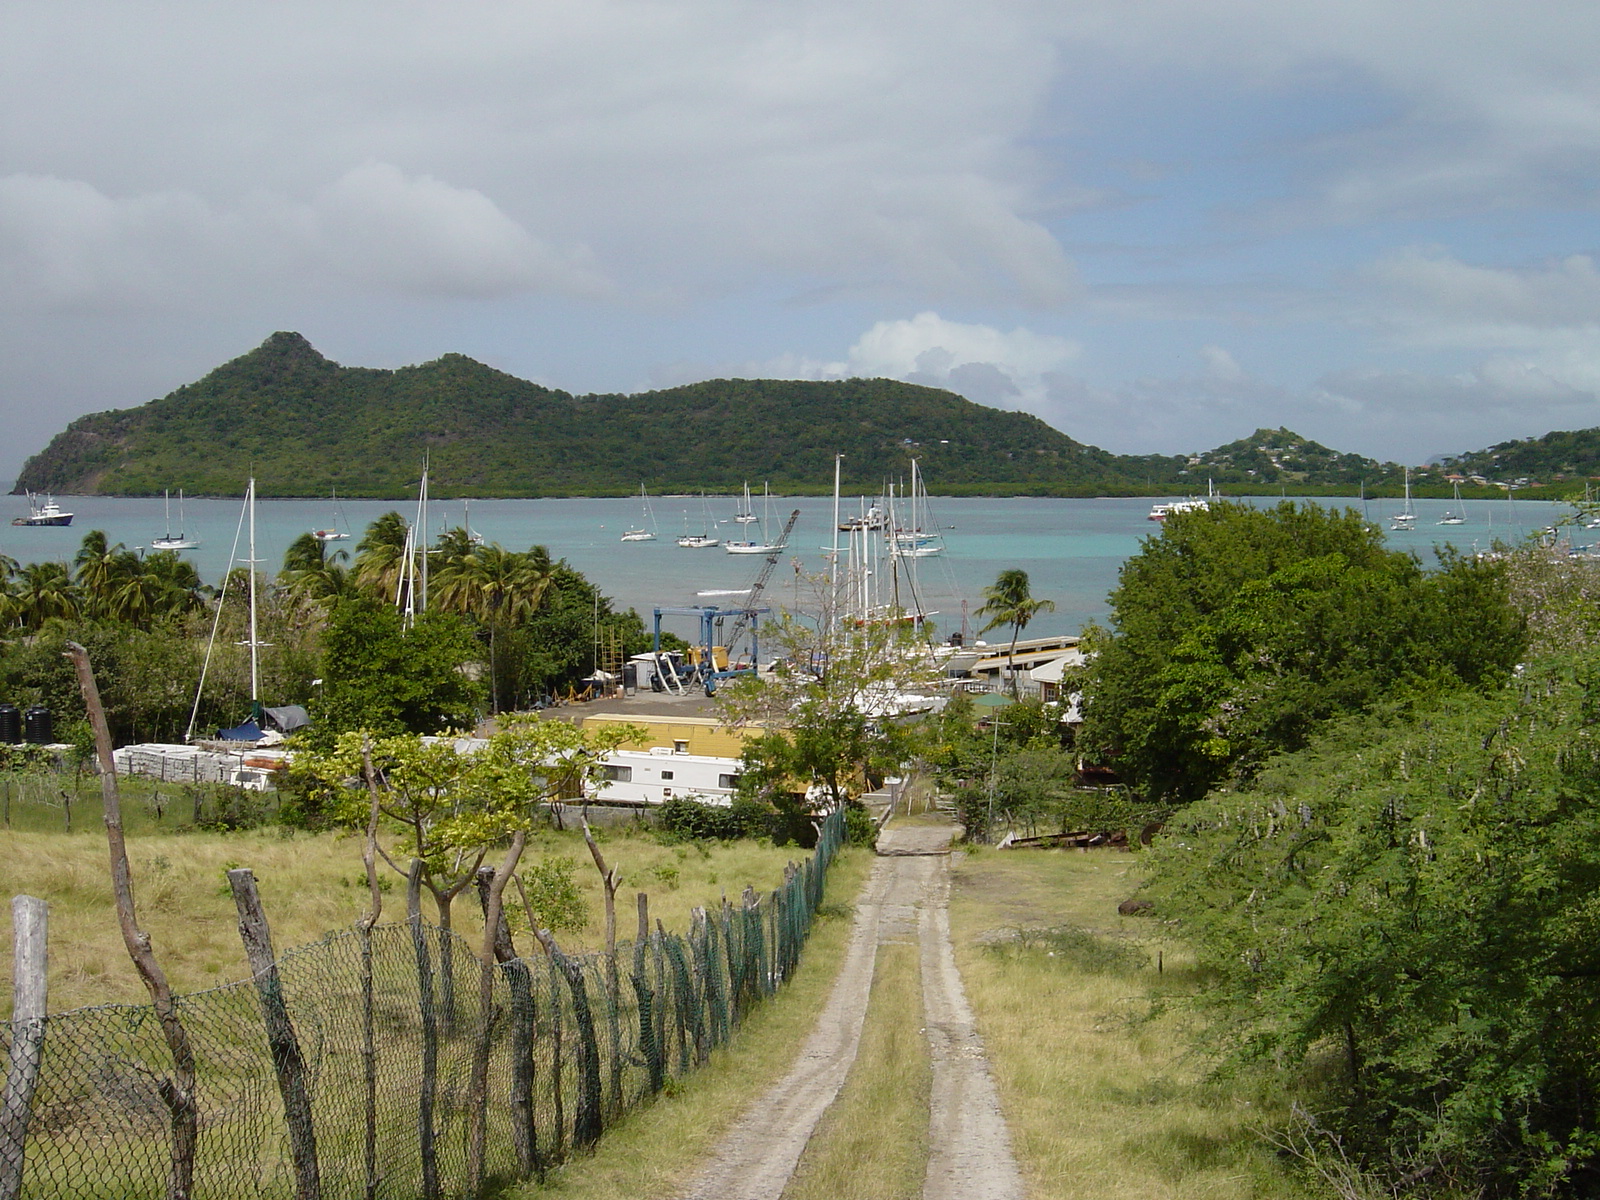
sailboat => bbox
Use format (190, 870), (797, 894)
(890, 460), (945, 557)
(151, 489), (200, 550)
(621, 484), (659, 542)
(1438, 481), (1466, 526)
(726, 483), (783, 554)
(732, 482), (758, 525)
(312, 488), (352, 543)
(1390, 468), (1417, 531)
(676, 494), (719, 548)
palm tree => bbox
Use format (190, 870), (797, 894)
(354, 512), (412, 601)
(73, 530), (139, 618)
(13, 562), (79, 629)
(974, 569), (1056, 699)
(433, 542), (554, 710)
(281, 533), (351, 602)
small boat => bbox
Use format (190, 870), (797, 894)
(1390, 468), (1417, 531)
(889, 460), (944, 557)
(1148, 479), (1216, 522)
(840, 502), (887, 533)
(11, 493), (73, 527)
(1438, 481), (1466, 526)
(676, 495), (720, 548)
(312, 488), (352, 542)
(622, 483), (659, 542)
(726, 483), (783, 554)
(150, 489), (200, 550)
(732, 482), (758, 525)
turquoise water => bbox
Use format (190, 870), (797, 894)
(0, 492), (1569, 640)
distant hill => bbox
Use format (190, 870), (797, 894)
(14, 333), (1475, 500)
(16, 333), (1186, 498)
(1440, 429), (1600, 485)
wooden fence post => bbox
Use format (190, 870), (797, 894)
(0, 896), (46, 1200)
(227, 869), (321, 1200)
(406, 860), (440, 1200)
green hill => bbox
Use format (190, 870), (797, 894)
(1440, 428), (1600, 485)
(16, 333), (1184, 499)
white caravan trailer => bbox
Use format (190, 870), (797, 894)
(588, 747), (744, 807)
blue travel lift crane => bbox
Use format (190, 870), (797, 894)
(653, 507), (800, 696)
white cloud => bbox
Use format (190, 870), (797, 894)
(0, 164), (609, 310)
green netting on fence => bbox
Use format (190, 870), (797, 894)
(0, 809), (846, 1199)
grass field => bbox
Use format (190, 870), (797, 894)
(0, 784), (814, 1014)
(948, 844), (1309, 1200)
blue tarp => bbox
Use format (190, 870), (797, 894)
(217, 719), (264, 742)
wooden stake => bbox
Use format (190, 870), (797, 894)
(66, 642), (197, 1200)
(227, 870), (321, 1200)
(0, 895), (47, 1200)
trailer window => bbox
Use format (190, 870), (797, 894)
(600, 765), (632, 783)
(718, 774), (741, 789)
(660, 770), (674, 781)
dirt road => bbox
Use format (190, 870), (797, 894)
(678, 823), (1024, 1200)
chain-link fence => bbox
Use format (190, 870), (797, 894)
(0, 808), (845, 1199)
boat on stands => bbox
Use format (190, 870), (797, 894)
(12, 493), (73, 527)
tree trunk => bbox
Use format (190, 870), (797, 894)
(67, 642), (198, 1200)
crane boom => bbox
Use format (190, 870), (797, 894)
(726, 508), (800, 654)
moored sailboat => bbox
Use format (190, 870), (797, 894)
(622, 483), (659, 542)
(151, 489), (200, 550)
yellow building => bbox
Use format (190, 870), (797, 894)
(579, 711), (771, 759)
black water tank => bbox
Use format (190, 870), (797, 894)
(0, 704), (20, 745)
(623, 662), (638, 695)
(24, 706), (52, 745)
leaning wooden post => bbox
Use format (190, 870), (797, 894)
(0, 896), (47, 1200)
(580, 815), (624, 1115)
(66, 642), (198, 1200)
(466, 832), (527, 1194)
(227, 869), (321, 1200)
(630, 892), (663, 1094)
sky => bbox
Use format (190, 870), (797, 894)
(4, 1), (1600, 481)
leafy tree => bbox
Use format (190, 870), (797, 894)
(1145, 659), (1600, 1198)
(1080, 501), (1525, 803)
(719, 583), (933, 843)
(974, 568), (1056, 697)
(313, 597), (482, 739)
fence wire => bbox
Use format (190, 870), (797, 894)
(0, 809), (845, 1200)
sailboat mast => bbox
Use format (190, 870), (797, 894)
(248, 477), (259, 704)
(829, 455), (842, 628)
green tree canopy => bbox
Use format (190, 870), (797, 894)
(1145, 656), (1600, 1197)
(1080, 501), (1525, 803)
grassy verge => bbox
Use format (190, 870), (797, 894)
(781, 941), (930, 1200)
(0, 793), (810, 1013)
(948, 846), (1308, 1200)
(510, 846), (875, 1199)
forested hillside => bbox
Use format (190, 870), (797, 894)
(14, 333), (1177, 498)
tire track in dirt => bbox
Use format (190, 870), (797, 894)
(677, 822), (1023, 1200)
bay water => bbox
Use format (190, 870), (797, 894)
(0, 492), (1569, 642)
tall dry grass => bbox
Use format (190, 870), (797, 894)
(0, 799), (810, 1014)
(948, 846), (1311, 1200)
